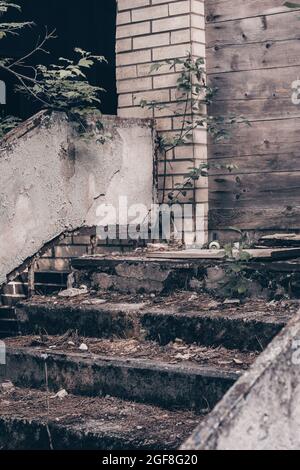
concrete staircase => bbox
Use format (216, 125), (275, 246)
(0, 271), (69, 339)
(0, 307), (19, 339)
(0, 255), (297, 450)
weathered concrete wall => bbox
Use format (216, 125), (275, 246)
(0, 112), (154, 286)
(182, 309), (300, 450)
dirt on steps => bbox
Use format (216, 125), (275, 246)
(0, 386), (204, 450)
(15, 291), (298, 351)
(17, 289), (298, 320)
(5, 335), (258, 372)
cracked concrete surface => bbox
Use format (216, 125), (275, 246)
(182, 309), (300, 450)
(0, 112), (154, 285)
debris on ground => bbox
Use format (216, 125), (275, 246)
(51, 389), (68, 400)
(27, 289), (299, 313)
(0, 381), (15, 394)
(223, 299), (241, 306)
(58, 286), (88, 298)
(259, 233), (300, 247)
(82, 299), (107, 305)
(146, 243), (173, 252)
(0, 387), (204, 448)
(5, 335), (258, 371)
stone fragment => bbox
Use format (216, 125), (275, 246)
(58, 286), (88, 298)
(223, 299), (241, 306)
(0, 381), (14, 393)
(189, 278), (203, 292)
(91, 273), (114, 291)
(51, 389), (68, 400)
(115, 262), (171, 282)
(205, 267), (227, 291)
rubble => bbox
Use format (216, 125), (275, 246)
(0, 381), (15, 393)
(58, 286), (88, 298)
(51, 389), (68, 400)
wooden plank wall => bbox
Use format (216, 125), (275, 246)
(205, 0), (300, 241)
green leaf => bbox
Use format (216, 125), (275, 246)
(284, 2), (300, 8)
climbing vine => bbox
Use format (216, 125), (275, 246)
(140, 54), (248, 205)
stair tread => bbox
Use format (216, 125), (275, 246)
(71, 254), (213, 269)
(0, 386), (204, 450)
(5, 335), (257, 373)
(18, 292), (295, 324)
(2, 337), (238, 411)
(16, 293), (296, 352)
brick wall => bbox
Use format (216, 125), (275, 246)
(116, 0), (208, 245)
(36, 227), (140, 274)
(0, 227), (141, 307)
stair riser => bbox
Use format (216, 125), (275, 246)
(0, 320), (19, 333)
(16, 304), (141, 340)
(71, 258), (205, 295)
(1, 295), (27, 307)
(0, 350), (238, 411)
(74, 266), (192, 295)
(0, 307), (16, 320)
(16, 304), (287, 352)
(142, 314), (285, 352)
(0, 417), (168, 450)
(71, 257), (300, 299)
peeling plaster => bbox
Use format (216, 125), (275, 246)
(0, 112), (154, 285)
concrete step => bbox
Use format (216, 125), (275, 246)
(0, 307), (16, 320)
(0, 271), (68, 312)
(0, 331), (18, 339)
(0, 386), (203, 450)
(1, 294), (27, 307)
(71, 255), (199, 295)
(1, 292), (294, 450)
(0, 319), (19, 333)
(0, 308), (19, 339)
(71, 254), (300, 298)
(15, 295), (296, 352)
(34, 270), (69, 296)
(1, 336), (248, 411)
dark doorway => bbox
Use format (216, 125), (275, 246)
(0, 0), (117, 119)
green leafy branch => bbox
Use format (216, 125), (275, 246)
(15, 49), (107, 136)
(0, 1), (108, 141)
(0, 1), (31, 38)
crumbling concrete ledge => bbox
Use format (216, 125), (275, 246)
(0, 111), (155, 286)
(182, 309), (300, 450)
